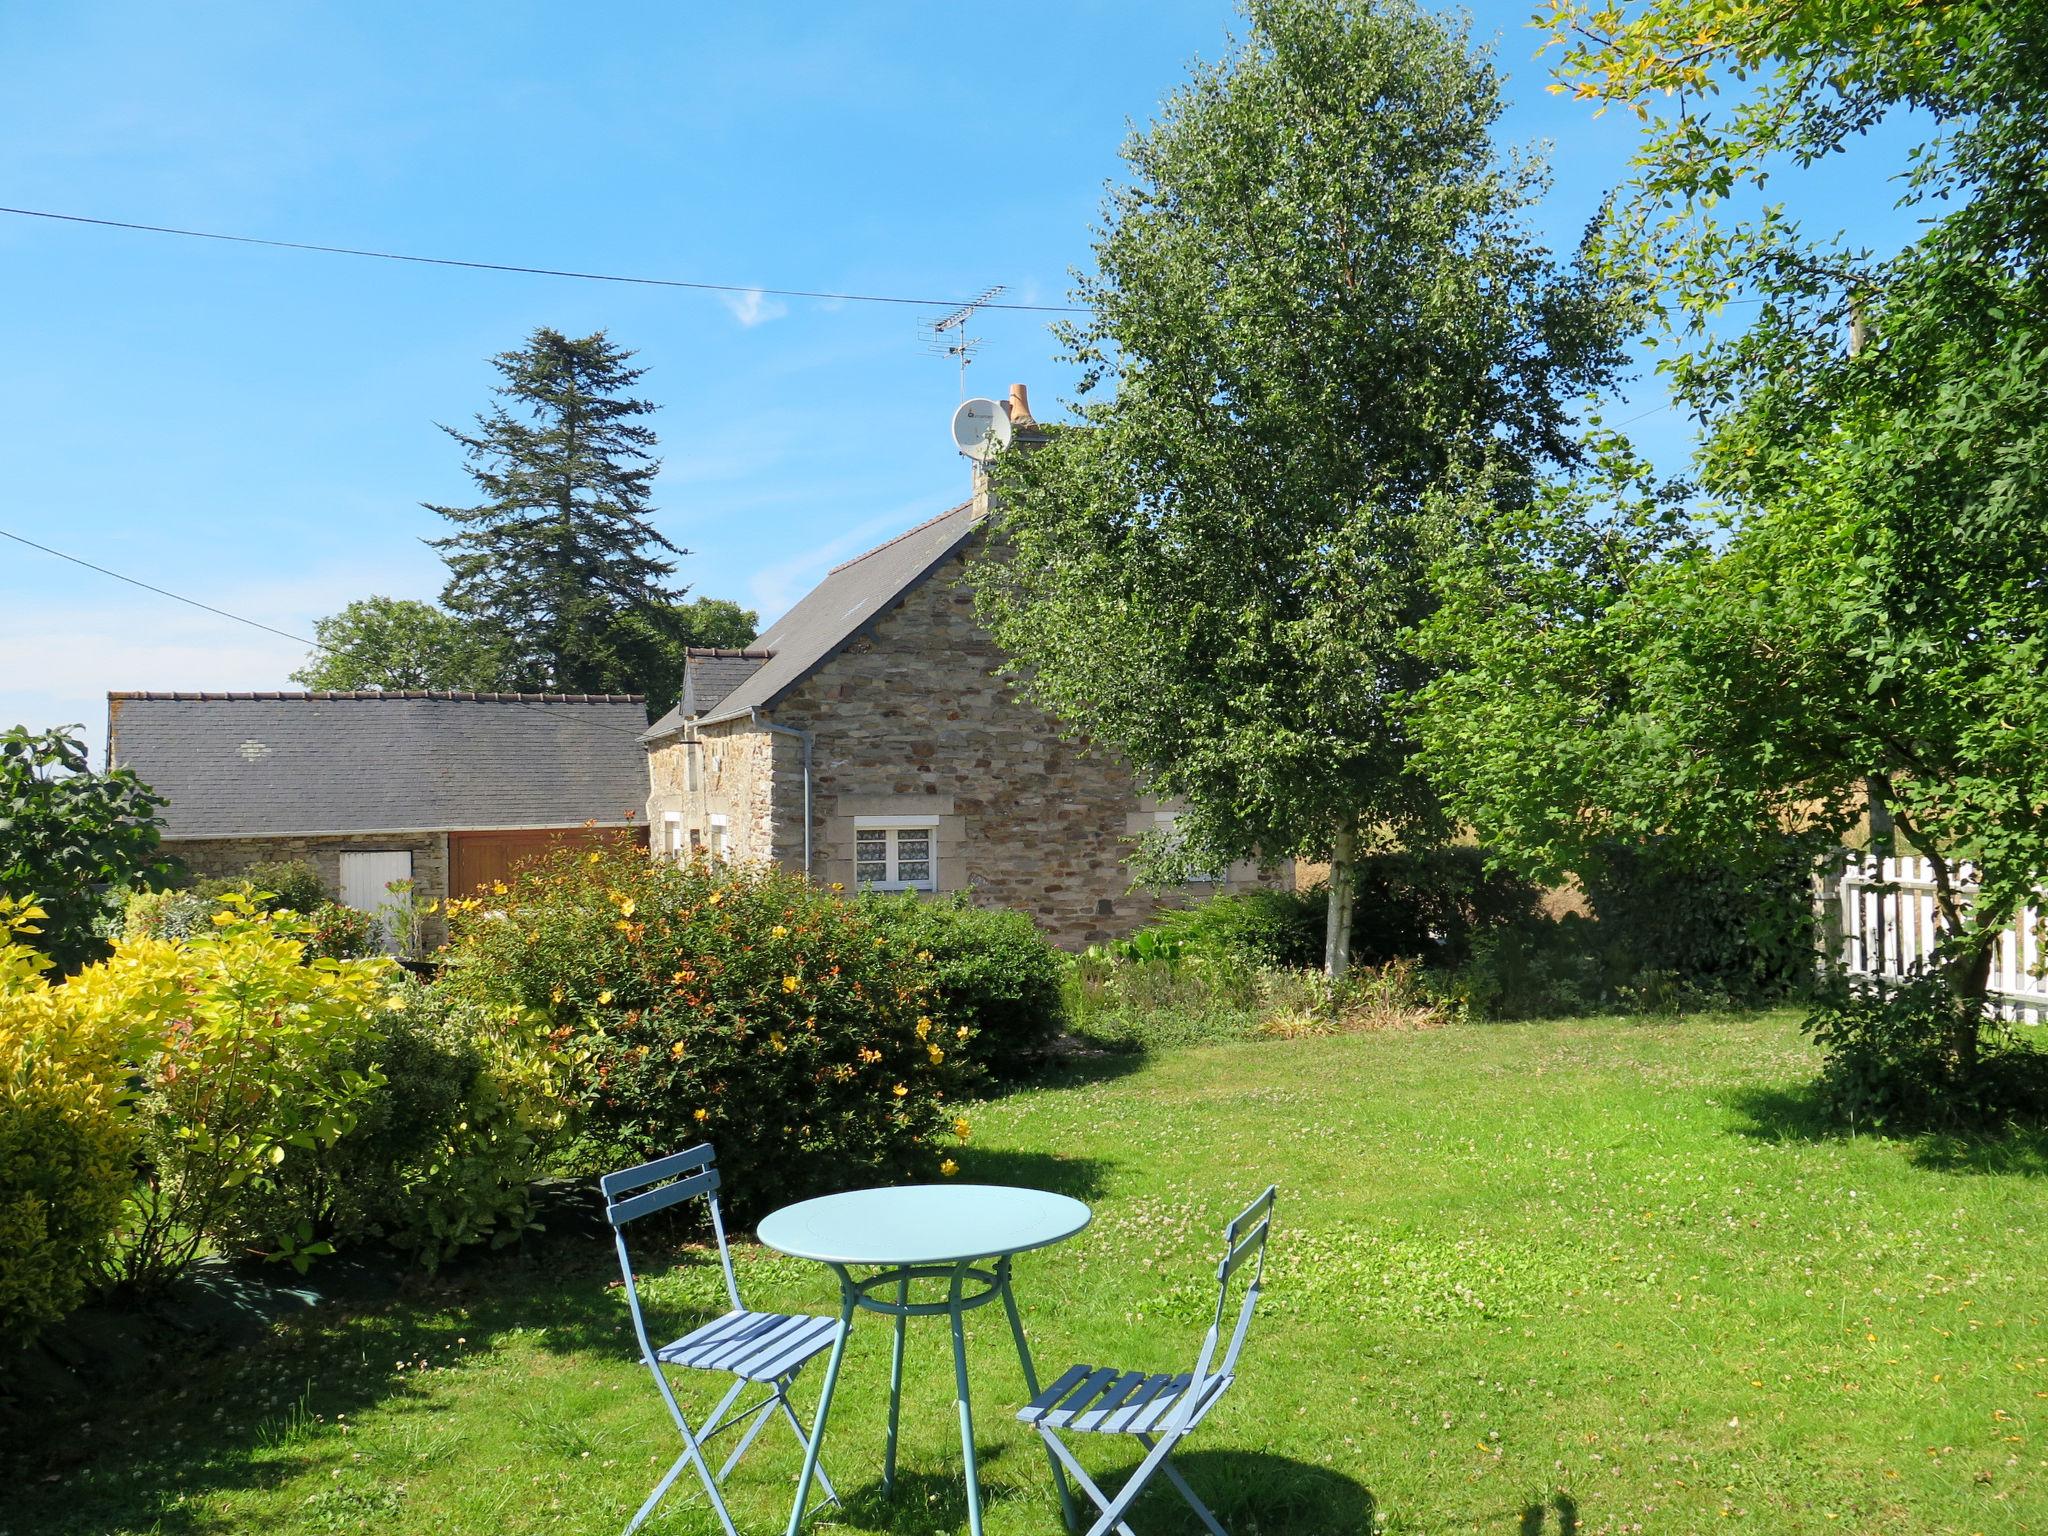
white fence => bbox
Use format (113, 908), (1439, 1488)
(1825, 854), (2047, 1024)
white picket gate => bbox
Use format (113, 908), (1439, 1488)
(1824, 854), (2048, 1024)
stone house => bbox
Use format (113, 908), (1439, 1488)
(107, 691), (650, 918)
(642, 486), (1287, 947)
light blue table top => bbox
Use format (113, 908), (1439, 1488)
(756, 1184), (1091, 1267)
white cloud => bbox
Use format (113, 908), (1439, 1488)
(718, 288), (790, 328)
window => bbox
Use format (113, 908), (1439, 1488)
(708, 814), (729, 861)
(1154, 812), (1225, 884)
(662, 812), (684, 859)
(853, 817), (938, 891)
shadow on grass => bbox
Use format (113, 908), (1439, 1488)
(1521, 1490), (1580, 1534)
(1018, 1043), (1153, 1093)
(827, 1447), (1373, 1535)
(2, 1239), (636, 1535)
(957, 1147), (1114, 1202)
(1729, 1083), (2048, 1177)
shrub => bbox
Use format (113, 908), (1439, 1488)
(0, 898), (136, 1346)
(241, 858), (328, 915)
(300, 901), (380, 962)
(71, 896), (399, 1289)
(441, 847), (972, 1220)
(1147, 889), (1324, 969)
(125, 885), (377, 962)
(1581, 839), (1813, 1002)
(1131, 856), (1541, 975)
(0, 726), (181, 973)
(1065, 951), (1265, 1049)
(1805, 979), (2048, 1129)
(231, 984), (571, 1268)
(856, 893), (1065, 1079)
(1343, 848), (1545, 967)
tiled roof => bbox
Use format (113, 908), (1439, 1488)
(678, 649), (773, 720)
(108, 691), (651, 838)
(641, 501), (984, 740)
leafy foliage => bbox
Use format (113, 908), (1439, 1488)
(1422, 0), (2048, 1099)
(1806, 978), (2048, 1131)
(233, 985), (570, 1270)
(289, 596), (505, 692)
(78, 897), (399, 1290)
(978, 0), (1629, 973)
(854, 893), (1065, 1081)
(0, 725), (178, 971)
(440, 846), (973, 1218)
(0, 898), (135, 1346)
(428, 328), (691, 705)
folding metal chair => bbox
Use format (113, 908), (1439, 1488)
(1017, 1185), (1277, 1536)
(602, 1144), (844, 1536)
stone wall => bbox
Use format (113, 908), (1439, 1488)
(768, 536), (1287, 947)
(646, 720), (786, 865)
(161, 831), (451, 934)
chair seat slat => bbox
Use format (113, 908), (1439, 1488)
(1023, 1363), (1093, 1414)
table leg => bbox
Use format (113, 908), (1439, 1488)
(998, 1257), (1080, 1532)
(948, 1262), (986, 1536)
(883, 1271), (909, 1496)
(785, 1279), (857, 1536)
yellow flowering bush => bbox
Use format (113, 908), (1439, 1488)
(442, 846), (974, 1218)
(76, 896), (399, 1290)
(0, 898), (136, 1345)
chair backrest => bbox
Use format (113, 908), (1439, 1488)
(1175, 1185), (1276, 1426)
(601, 1144), (744, 1361)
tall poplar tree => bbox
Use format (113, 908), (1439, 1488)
(978, 0), (1627, 975)
(428, 328), (686, 696)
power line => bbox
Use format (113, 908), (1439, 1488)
(0, 526), (652, 742)
(0, 205), (1089, 315)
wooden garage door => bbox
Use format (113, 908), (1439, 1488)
(448, 826), (649, 898)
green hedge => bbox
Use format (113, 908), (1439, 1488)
(856, 893), (1065, 1080)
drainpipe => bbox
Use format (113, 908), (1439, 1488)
(749, 709), (814, 878)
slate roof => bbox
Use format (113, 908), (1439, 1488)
(107, 691), (652, 838)
(641, 500), (984, 741)
(679, 649), (772, 719)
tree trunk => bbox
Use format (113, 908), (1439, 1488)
(1324, 821), (1357, 980)
(1948, 932), (1997, 1079)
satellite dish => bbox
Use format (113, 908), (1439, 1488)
(950, 397), (1013, 462)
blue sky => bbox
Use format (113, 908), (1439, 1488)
(1, 2), (1923, 763)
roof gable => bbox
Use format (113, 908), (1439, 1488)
(108, 691), (652, 839)
(642, 500), (983, 738)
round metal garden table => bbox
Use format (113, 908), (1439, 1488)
(757, 1183), (1091, 1536)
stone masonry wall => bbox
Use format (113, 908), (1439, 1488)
(161, 832), (451, 912)
(646, 721), (786, 864)
(769, 537), (1285, 947)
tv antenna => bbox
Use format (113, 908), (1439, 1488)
(924, 284), (1006, 396)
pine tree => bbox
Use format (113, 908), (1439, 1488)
(427, 328), (685, 695)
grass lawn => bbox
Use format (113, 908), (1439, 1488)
(7, 1011), (2046, 1535)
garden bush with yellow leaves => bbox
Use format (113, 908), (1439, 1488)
(440, 845), (975, 1219)
(79, 894), (400, 1290)
(0, 897), (137, 1346)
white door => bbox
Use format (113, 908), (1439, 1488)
(339, 851), (413, 920)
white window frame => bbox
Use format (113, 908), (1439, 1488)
(707, 813), (730, 861)
(854, 815), (939, 892)
(661, 811), (684, 860)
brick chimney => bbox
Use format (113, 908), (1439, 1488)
(973, 382), (1045, 517)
